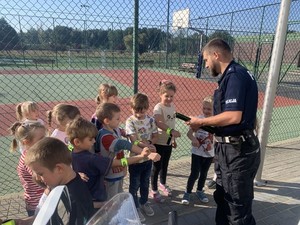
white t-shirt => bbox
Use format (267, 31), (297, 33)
(191, 115), (214, 158)
(23, 118), (45, 125)
(126, 115), (158, 162)
(126, 115), (158, 142)
(51, 129), (69, 145)
(153, 103), (176, 146)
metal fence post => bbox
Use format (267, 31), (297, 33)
(133, 0), (139, 94)
(255, 0), (292, 186)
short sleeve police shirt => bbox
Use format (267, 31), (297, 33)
(214, 61), (258, 136)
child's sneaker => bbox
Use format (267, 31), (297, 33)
(206, 180), (216, 189)
(196, 190), (209, 203)
(149, 190), (165, 203)
(140, 202), (154, 216)
(159, 183), (172, 196)
(137, 208), (146, 222)
(181, 192), (190, 205)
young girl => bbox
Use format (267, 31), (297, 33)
(9, 122), (46, 216)
(150, 80), (181, 202)
(47, 103), (81, 145)
(16, 101), (44, 125)
(91, 83), (118, 131)
(181, 96), (214, 205)
(15, 101), (44, 153)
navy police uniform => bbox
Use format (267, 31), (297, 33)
(213, 61), (261, 225)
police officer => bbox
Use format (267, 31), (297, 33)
(188, 38), (260, 225)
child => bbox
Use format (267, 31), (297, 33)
(181, 96), (214, 205)
(9, 122), (46, 216)
(16, 101), (44, 125)
(66, 117), (158, 209)
(150, 80), (181, 202)
(95, 103), (160, 204)
(91, 83), (118, 130)
(24, 137), (95, 225)
(125, 93), (159, 222)
(15, 101), (44, 154)
(47, 103), (80, 145)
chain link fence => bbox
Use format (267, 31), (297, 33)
(0, 0), (300, 218)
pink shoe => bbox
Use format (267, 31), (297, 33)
(149, 190), (165, 203)
(159, 183), (172, 196)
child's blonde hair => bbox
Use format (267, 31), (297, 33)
(95, 103), (120, 123)
(130, 93), (149, 112)
(16, 101), (39, 121)
(66, 117), (98, 145)
(96, 83), (118, 105)
(158, 80), (176, 95)
(203, 96), (213, 105)
(46, 103), (80, 129)
(25, 137), (72, 171)
(9, 122), (46, 152)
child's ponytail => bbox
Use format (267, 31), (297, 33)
(16, 103), (24, 121)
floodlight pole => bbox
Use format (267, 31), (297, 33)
(81, 4), (89, 68)
(255, 0), (291, 186)
(133, 0), (139, 93)
(165, 0), (170, 69)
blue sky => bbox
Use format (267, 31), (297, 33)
(0, 0), (298, 34)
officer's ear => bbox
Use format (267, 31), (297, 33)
(213, 51), (220, 59)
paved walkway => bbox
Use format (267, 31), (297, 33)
(1, 139), (300, 225)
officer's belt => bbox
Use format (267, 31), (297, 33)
(214, 130), (257, 144)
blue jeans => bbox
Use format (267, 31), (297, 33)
(186, 154), (213, 193)
(129, 160), (152, 208)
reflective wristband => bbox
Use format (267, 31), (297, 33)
(133, 140), (140, 146)
(166, 127), (173, 136)
(67, 143), (74, 151)
(2, 220), (16, 225)
(120, 158), (128, 167)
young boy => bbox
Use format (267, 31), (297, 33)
(24, 137), (94, 225)
(95, 103), (160, 208)
(66, 117), (158, 207)
(181, 96), (214, 205)
(125, 93), (158, 222)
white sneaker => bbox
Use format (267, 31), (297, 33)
(137, 208), (146, 222)
(140, 202), (154, 216)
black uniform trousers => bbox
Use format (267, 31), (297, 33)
(214, 136), (260, 225)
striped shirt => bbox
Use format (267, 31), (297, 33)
(17, 150), (44, 211)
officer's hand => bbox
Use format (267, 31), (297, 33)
(186, 116), (202, 131)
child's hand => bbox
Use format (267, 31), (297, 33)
(141, 147), (151, 157)
(112, 166), (124, 173)
(148, 152), (161, 162)
(192, 137), (200, 147)
(148, 144), (156, 152)
(172, 140), (177, 148)
(171, 129), (181, 138)
(78, 172), (89, 182)
(119, 128), (126, 137)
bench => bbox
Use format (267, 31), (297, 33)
(138, 59), (155, 67)
(32, 58), (55, 67)
(179, 63), (197, 73)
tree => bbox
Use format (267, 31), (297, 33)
(208, 30), (235, 49)
(22, 28), (40, 49)
(0, 18), (20, 50)
(108, 29), (125, 51)
(53, 26), (73, 50)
